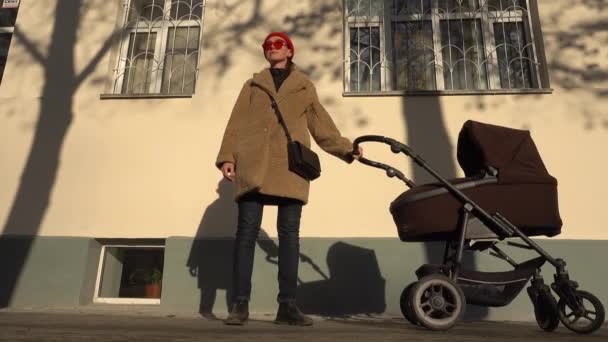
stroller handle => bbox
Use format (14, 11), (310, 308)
(352, 135), (417, 188)
(353, 135), (415, 156)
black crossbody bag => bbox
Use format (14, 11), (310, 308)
(255, 86), (321, 181)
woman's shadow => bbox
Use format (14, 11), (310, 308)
(187, 179), (386, 318)
(186, 179), (298, 319)
(187, 179), (238, 319)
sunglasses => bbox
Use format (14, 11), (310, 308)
(262, 40), (289, 51)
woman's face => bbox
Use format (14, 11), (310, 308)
(263, 36), (292, 65)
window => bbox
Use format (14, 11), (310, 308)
(0, 0), (20, 84)
(94, 244), (165, 304)
(110, 0), (205, 95)
(344, 0), (546, 93)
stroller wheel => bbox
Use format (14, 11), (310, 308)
(409, 274), (465, 331)
(400, 282), (419, 325)
(557, 290), (605, 334)
(528, 287), (559, 332)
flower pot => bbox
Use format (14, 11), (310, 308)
(145, 283), (161, 298)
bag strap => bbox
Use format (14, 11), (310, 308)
(252, 83), (293, 144)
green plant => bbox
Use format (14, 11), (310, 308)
(144, 268), (162, 285)
(128, 268), (162, 285)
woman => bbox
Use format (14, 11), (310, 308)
(215, 32), (363, 326)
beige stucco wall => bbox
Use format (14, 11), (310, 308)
(0, 0), (606, 239)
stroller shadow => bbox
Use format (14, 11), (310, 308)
(258, 238), (387, 317)
(296, 241), (386, 316)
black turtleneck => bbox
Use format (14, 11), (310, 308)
(270, 67), (290, 91)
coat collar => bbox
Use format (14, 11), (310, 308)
(251, 66), (308, 101)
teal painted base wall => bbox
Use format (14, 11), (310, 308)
(1, 236), (607, 321)
(0, 236), (100, 307)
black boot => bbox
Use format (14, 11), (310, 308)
(274, 302), (313, 326)
(224, 301), (249, 325)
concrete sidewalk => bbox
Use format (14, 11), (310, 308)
(0, 307), (606, 342)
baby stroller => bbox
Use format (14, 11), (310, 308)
(352, 120), (605, 333)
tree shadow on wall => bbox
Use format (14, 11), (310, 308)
(403, 97), (488, 320)
(1, 1), (121, 308)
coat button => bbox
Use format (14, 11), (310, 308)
(264, 128), (268, 132)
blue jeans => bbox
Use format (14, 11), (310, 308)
(232, 192), (303, 304)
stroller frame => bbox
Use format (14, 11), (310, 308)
(352, 135), (605, 333)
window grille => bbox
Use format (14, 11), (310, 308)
(112, 0), (205, 95)
(345, 0), (545, 93)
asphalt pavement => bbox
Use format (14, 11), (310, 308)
(0, 308), (606, 342)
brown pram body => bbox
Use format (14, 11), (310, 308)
(391, 120), (562, 242)
(352, 120), (604, 333)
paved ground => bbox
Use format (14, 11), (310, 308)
(0, 308), (606, 342)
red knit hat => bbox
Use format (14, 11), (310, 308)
(263, 32), (295, 57)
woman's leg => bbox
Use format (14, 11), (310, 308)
(276, 199), (303, 303)
(275, 199), (312, 325)
(231, 198), (264, 303)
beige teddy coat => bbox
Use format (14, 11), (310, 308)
(215, 67), (355, 204)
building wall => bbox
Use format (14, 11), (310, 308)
(1, 0), (607, 318)
(2, 235), (607, 321)
(1, 0), (607, 240)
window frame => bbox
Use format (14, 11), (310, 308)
(107, 0), (205, 97)
(343, 0), (550, 95)
(0, 28), (14, 51)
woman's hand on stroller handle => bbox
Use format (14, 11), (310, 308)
(352, 145), (363, 160)
(352, 135), (417, 188)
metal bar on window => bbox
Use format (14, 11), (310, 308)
(524, 0), (541, 88)
(167, 13), (178, 94)
(459, 4), (469, 89)
(194, 1), (206, 90)
(382, 1), (392, 91)
(499, 2), (512, 89)
(180, 1), (194, 93)
(343, 1), (350, 93)
(141, 0), (156, 93)
(432, 0), (444, 90)
(356, 28), (360, 92)
(124, 4), (142, 94)
(113, 1), (131, 93)
(446, 8), (454, 89)
(369, 1), (373, 91)
(514, 12), (525, 87)
(473, 15), (486, 89)
(153, 0), (170, 93)
(368, 28), (373, 91)
(482, 2), (501, 89)
(347, 16), (383, 24)
(527, 0), (549, 88)
(173, 0), (184, 94)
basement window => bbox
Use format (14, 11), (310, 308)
(93, 242), (165, 304)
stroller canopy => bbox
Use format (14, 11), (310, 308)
(456, 120), (557, 185)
